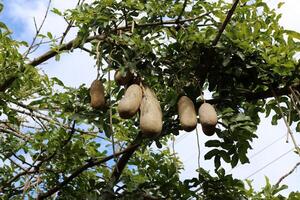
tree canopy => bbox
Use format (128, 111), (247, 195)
(0, 0), (300, 199)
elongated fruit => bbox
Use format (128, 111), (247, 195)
(198, 103), (218, 136)
(140, 87), (162, 137)
(114, 70), (133, 86)
(177, 96), (197, 132)
(117, 84), (142, 119)
(90, 80), (105, 109)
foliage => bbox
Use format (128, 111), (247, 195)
(0, 0), (300, 199)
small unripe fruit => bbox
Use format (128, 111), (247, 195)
(114, 70), (133, 86)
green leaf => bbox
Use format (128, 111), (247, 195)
(47, 32), (53, 39)
(214, 155), (221, 170)
(296, 122), (300, 132)
(51, 77), (64, 86)
(231, 154), (239, 168)
(52, 8), (62, 16)
(284, 30), (300, 40)
(277, 2), (284, 9)
(219, 150), (231, 163)
(239, 152), (249, 164)
(271, 115), (278, 125)
(204, 149), (219, 160)
(205, 140), (221, 147)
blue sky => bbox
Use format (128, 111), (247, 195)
(0, 2), (24, 39)
(0, 0), (300, 196)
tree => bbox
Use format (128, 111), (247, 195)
(0, 0), (300, 199)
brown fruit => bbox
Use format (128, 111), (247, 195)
(114, 70), (133, 86)
(90, 80), (105, 109)
(201, 124), (216, 136)
(117, 84), (142, 119)
(198, 103), (218, 136)
(140, 87), (162, 137)
(177, 96), (197, 132)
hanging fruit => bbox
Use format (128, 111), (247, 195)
(117, 84), (143, 119)
(114, 69), (133, 86)
(198, 103), (218, 136)
(177, 96), (197, 132)
(140, 86), (162, 137)
(90, 80), (105, 109)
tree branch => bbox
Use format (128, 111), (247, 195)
(176, 0), (188, 23)
(36, 142), (140, 199)
(23, 0), (52, 58)
(59, 0), (84, 45)
(275, 162), (300, 186)
(111, 141), (141, 184)
(272, 88), (300, 156)
(212, 0), (240, 46)
(204, 84), (300, 105)
(29, 34), (106, 67)
(0, 15), (210, 93)
(0, 170), (37, 193)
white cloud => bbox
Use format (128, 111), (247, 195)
(41, 49), (97, 87)
(4, 0), (97, 87)
(6, 0), (80, 41)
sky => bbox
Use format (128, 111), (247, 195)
(0, 0), (299, 196)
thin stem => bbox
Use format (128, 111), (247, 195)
(212, 0), (240, 46)
(289, 87), (300, 117)
(195, 127), (201, 169)
(23, 0), (52, 58)
(275, 162), (300, 186)
(36, 142), (140, 199)
(272, 89), (300, 156)
(176, 0), (188, 23)
(108, 62), (117, 163)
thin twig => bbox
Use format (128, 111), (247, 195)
(28, 14), (208, 67)
(79, 46), (95, 55)
(289, 87), (300, 117)
(12, 152), (34, 168)
(0, 122), (76, 193)
(6, 157), (27, 171)
(275, 162), (300, 186)
(8, 106), (101, 140)
(195, 127), (201, 169)
(108, 65), (117, 163)
(212, 0), (240, 46)
(59, 0), (84, 44)
(0, 14), (214, 93)
(0, 126), (31, 141)
(23, 0), (52, 58)
(176, 0), (188, 23)
(272, 89), (300, 156)
(36, 142), (140, 199)
(110, 134), (143, 184)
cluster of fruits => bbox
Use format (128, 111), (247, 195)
(89, 70), (217, 137)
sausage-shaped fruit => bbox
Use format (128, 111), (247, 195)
(177, 96), (197, 132)
(140, 87), (162, 137)
(90, 80), (105, 109)
(117, 84), (142, 119)
(114, 70), (133, 86)
(198, 103), (218, 136)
